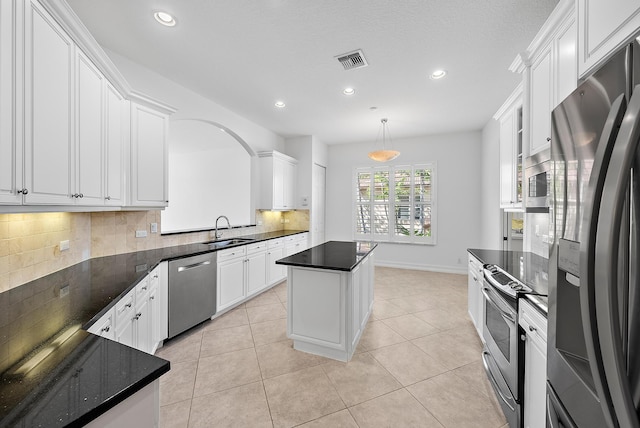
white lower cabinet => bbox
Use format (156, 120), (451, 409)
(88, 262), (168, 355)
(246, 241), (267, 295)
(467, 253), (484, 341)
(285, 232), (309, 257)
(217, 242), (269, 312)
(266, 238), (286, 285)
(519, 298), (548, 428)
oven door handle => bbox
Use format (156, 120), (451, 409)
(481, 351), (515, 412)
(481, 287), (515, 324)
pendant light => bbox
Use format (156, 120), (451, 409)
(368, 118), (400, 162)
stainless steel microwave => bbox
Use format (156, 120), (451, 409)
(524, 148), (550, 212)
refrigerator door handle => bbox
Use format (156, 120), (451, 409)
(593, 85), (640, 428)
(579, 92), (627, 428)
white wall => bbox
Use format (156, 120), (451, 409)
(326, 131), (482, 274)
(105, 49), (284, 154)
(480, 118), (502, 249)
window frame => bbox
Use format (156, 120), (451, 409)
(353, 163), (437, 245)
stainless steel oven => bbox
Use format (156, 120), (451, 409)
(481, 268), (522, 428)
(524, 148), (550, 212)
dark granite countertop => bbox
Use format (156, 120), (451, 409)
(0, 229), (307, 426)
(467, 248), (549, 314)
(276, 241), (377, 272)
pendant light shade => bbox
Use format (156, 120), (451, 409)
(368, 118), (400, 162)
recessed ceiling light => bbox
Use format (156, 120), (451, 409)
(430, 70), (447, 80)
(154, 11), (176, 27)
(274, 101), (286, 108)
(343, 87), (355, 96)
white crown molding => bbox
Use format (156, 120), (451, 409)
(492, 82), (523, 120)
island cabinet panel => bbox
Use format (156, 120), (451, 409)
(289, 268), (344, 346)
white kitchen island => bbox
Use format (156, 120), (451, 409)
(276, 241), (376, 362)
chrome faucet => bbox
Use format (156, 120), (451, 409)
(214, 216), (231, 239)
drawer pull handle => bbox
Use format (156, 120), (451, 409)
(125, 302), (132, 308)
(101, 326), (110, 333)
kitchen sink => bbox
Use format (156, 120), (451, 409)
(202, 238), (254, 249)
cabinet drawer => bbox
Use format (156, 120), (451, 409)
(115, 288), (136, 324)
(136, 276), (151, 301)
(268, 238), (284, 248)
(217, 246), (247, 263)
(519, 298), (547, 344)
(247, 241), (267, 254)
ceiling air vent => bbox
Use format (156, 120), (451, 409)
(335, 49), (368, 70)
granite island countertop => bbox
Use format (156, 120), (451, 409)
(0, 229), (308, 426)
(276, 240), (377, 272)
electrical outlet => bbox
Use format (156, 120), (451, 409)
(150, 223), (158, 233)
(284, 219), (290, 223)
(60, 240), (70, 251)
(59, 285), (69, 298)
(135, 230), (148, 238)
(257, 220), (263, 226)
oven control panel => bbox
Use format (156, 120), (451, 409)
(484, 264), (532, 297)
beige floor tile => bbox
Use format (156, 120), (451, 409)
(452, 361), (495, 399)
(411, 328), (482, 370)
(349, 389), (444, 428)
(413, 307), (471, 332)
(407, 371), (507, 428)
(245, 289), (281, 307)
(273, 281), (288, 302)
(251, 318), (288, 346)
(204, 307), (249, 331)
(160, 399), (191, 428)
(264, 365), (345, 428)
(156, 330), (203, 363)
(159, 360), (198, 406)
(371, 299), (408, 320)
(386, 295), (439, 313)
(297, 409), (358, 427)
(189, 381), (272, 428)
(321, 352), (402, 406)
(381, 314), (439, 340)
(247, 302), (287, 324)
(193, 348), (261, 397)
(255, 339), (328, 379)
(357, 320), (406, 351)
(370, 341), (448, 386)
(200, 324), (254, 358)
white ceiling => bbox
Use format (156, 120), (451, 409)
(66, 0), (558, 145)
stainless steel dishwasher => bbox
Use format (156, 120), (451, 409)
(168, 252), (216, 339)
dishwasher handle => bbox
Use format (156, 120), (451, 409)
(177, 260), (211, 272)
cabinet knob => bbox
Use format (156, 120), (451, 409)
(79, 193), (84, 198)
(142, 286), (147, 290)
(17, 188), (28, 195)
(101, 326), (110, 333)
(133, 312), (142, 321)
(528, 325), (537, 333)
(154, 274), (159, 279)
(125, 302), (132, 308)
(546, 137), (551, 142)
(105, 196), (111, 201)
(150, 295), (155, 300)
(72, 193), (78, 198)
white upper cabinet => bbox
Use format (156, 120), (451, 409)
(0, 0), (22, 205)
(578, 0), (640, 77)
(258, 151), (298, 211)
(75, 50), (104, 205)
(104, 83), (127, 206)
(495, 85), (523, 209)
(23, 0), (75, 205)
(129, 101), (169, 208)
(512, 0), (576, 156)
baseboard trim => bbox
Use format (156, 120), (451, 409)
(374, 260), (467, 275)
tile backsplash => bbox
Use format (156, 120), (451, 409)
(1, 209), (310, 293)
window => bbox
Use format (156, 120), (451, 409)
(354, 163), (436, 244)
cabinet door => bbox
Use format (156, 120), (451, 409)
(23, 0), (74, 204)
(75, 50), (104, 205)
(88, 308), (116, 341)
(148, 284), (160, 351)
(217, 257), (245, 311)
(283, 161), (296, 209)
(105, 83), (126, 206)
(273, 157), (285, 209)
(0, 0), (22, 205)
(578, 0), (640, 76)
(130, 102), (168, 207)
(555, 17), (577, 108)
(246, 251), (267, 296)
(529, 47), (553, 154)
(499, 110), (515, 207)
(267, 245), (285, 284)
(134, 295), (152, 354)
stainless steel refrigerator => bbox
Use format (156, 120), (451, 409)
(548, 35), (640, 427)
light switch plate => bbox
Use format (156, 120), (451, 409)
(136, 230), (148, 238)
(150, 223), (158, 233)
(60, 240), (70, 251)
